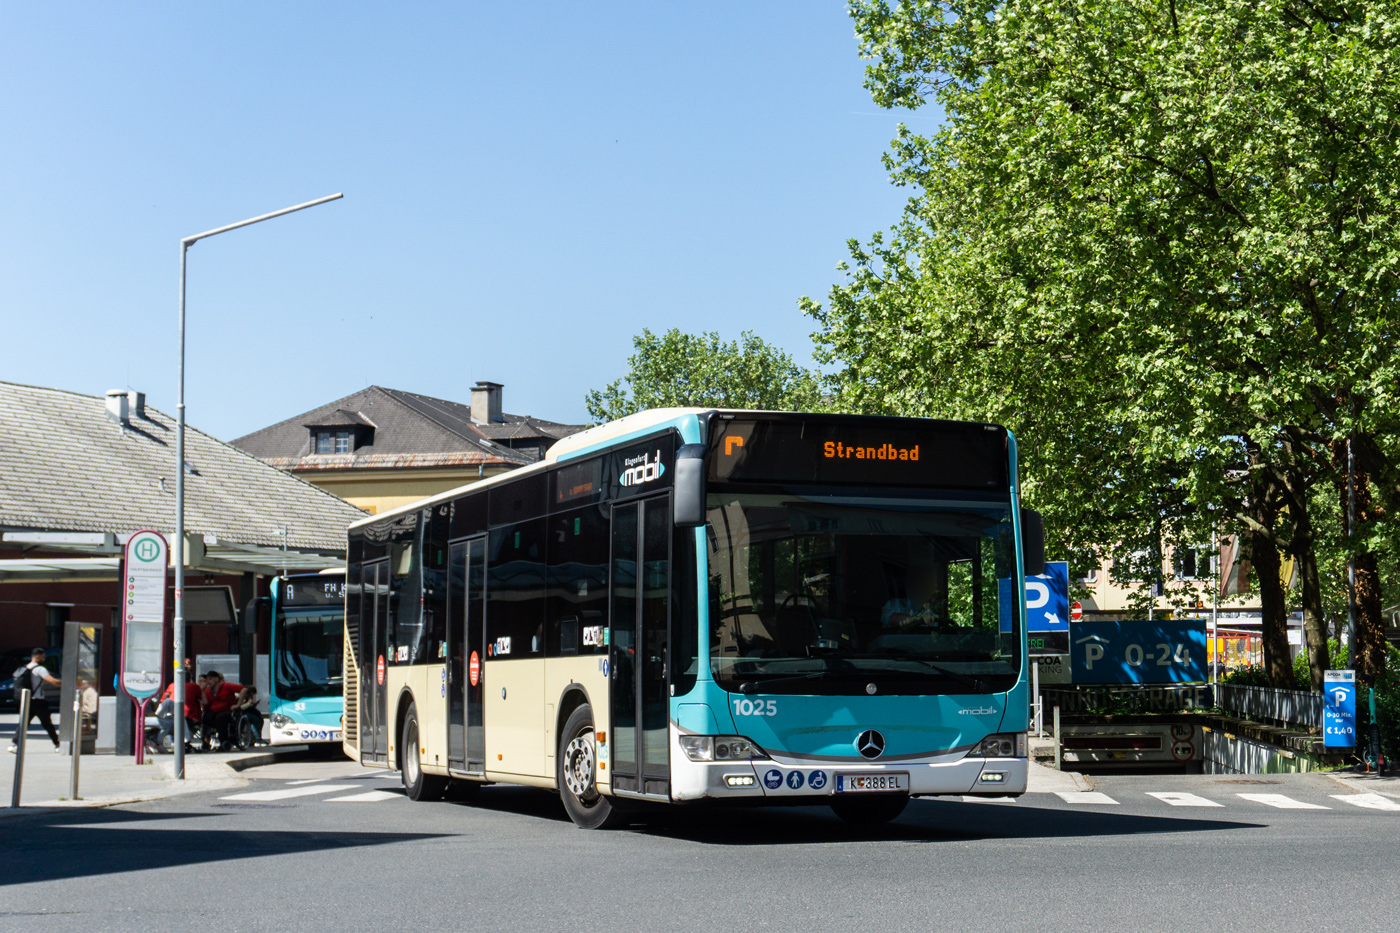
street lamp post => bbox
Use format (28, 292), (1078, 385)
(173, 193), (342, 780)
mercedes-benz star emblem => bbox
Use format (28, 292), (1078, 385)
(856, 729), (885, 759)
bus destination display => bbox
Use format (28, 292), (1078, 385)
(708, 416), (1008, 490)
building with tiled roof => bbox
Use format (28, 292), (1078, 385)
(231, 382), (584, 515)
(0, 381), (366, 687)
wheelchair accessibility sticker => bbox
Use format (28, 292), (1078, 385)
(808, 770), (827, 790)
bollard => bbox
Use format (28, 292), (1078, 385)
(1053, 705), (1062, 771)
(68, 687), (82, 801)
(9, 688), (30, 808)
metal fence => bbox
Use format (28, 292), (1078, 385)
(1216, 683), (1322, 729)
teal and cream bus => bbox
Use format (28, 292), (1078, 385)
(342, 409), (1042, 828)
(268, 572), (346, 747)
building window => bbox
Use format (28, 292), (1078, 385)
(1112, 549), (1155, 583)
(1075, 568), (1098, 585)
(1174, 546), (1214, 581)
(315, 429), (355, 454)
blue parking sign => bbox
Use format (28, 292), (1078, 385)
(1025, 562), (1069, 632)
(1324, 670), (1357, 748)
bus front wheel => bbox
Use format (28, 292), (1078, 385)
(401, 703), (447, 802)
(558, 704), (626, 829)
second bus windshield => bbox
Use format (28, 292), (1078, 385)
(275, 610), (343, 700)
(706, 492), (1019, 694)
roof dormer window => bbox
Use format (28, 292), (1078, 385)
(315, 429), (355, 454)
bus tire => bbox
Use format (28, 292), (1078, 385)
(401, 703), (447, 802)
(558, 704), (626, 829)
(830, 794), (909, 824)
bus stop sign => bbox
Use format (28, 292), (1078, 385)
(121, 529), (168, 701)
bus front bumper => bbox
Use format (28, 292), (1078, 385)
(669, 751), (1028, 801)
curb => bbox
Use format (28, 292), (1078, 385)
(226, 745), (314, 772)
(0, 746), (313, 817)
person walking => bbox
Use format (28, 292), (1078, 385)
(8, 647), (62, 753)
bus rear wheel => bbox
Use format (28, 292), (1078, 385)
(401, 703), (447, 802)
(830, 794), (909, 824)
(558, 704), (626, 829)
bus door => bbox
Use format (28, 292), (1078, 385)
(447, 536), (487, 774)
(361, 559), (390, 763)
(609, 494), (671, 798)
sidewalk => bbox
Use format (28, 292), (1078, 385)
(1, 712), (306, 814)
(1325, 768), (1400, 798)
(1026, 735), (1091, 794)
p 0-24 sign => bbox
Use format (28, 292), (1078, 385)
(1070, 620), (1207, 685)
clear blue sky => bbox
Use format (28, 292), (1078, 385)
(1, 3), (925, 440)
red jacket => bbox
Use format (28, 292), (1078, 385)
(161, 682), (203, 721)
(204, 682), (243, 714)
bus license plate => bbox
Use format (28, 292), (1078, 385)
(835, 773), (908, 793)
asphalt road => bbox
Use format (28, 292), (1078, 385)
(4, 760), (1395, 933)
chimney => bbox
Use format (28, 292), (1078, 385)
(127, 390), (145, 420)
(471, 381), (503, 424)
(105, 390), (129, 427)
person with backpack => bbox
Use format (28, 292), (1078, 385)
(8, 647), (62, 753)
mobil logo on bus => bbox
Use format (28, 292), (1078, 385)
(619, 449), (666, 487)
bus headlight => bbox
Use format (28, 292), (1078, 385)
(965, 733), (1026, 759)
(679, 735), (769, 762)
(272, 713), (293, 729)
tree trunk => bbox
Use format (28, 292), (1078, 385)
(1298, 545), (1328, 692)
(1355, 550), (1386, 676)
(1251, 524), (1292, 689)
(1286, 487), (1327, 692)
(1330, 438), (1389, 677)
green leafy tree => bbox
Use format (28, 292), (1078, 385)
(586, 328), (822, 423)
(805, 0), (1400, 683)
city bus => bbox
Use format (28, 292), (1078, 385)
(268, 571), (346, 746)
(342, 409), (1042, 827)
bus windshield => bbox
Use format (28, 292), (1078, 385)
(275, 609), (344, 700)
(706, 492), (1019, 695)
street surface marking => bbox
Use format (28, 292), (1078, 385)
(1055, 792), (1118, 805)
(220, 784), (357, 802)
(1332, 793), (1400, 811)
(286, 779), (330, 785)
(1146, 792), (1222, 808)
(327, 790), (402, 803)
(1237, 793), (1330, 810)
(961, 796), (1016, 803)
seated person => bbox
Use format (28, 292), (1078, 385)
(201, 671), (244, 751)
(153, 696), (175, 751)
(232, 685), (264, 746)
(880, 597), (918, 629)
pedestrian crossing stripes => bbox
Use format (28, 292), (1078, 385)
(1145, 792), (1222, 808)
(1236, 793), (1331, 810)
(327, 790), (402, 802)
(1055, 791), (1118, 804)
(1332, 793), (1400, 811)
(220, 784), (358, 802)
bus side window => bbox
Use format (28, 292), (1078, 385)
(488, 518), (547, 657)
(547, 503), (609, 657)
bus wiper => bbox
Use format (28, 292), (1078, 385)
(907, 660), (986, 693)
(737, 672), (829, 694)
